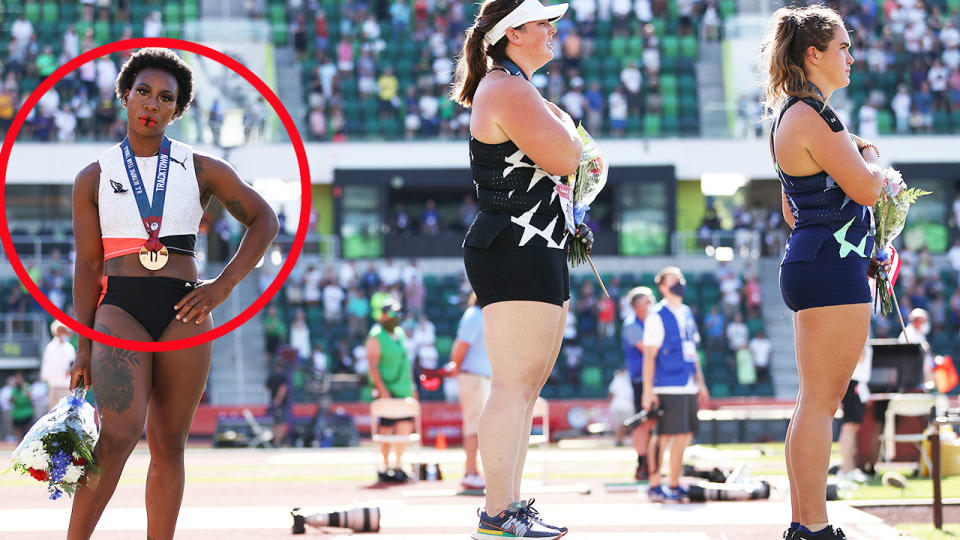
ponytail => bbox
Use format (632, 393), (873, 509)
(450, 0), (515, 107)
(759, 6), (844, 116)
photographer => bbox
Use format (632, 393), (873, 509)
(642, 267), (709, 502)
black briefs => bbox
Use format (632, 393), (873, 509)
(99, 276), (198, 341)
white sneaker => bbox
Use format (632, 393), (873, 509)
(461, 473), (486, 490)
(839, 468), (869, 483)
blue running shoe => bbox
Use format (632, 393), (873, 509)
(647, 484), (667, 501)
(471, 506), (565, 539)
(670, 485), (689, 501)
(516, 499), (567, 534)
(795, 525), (847, 539)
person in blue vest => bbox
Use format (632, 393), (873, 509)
(622, 286), (656, 481)
(641, 267), (709, 502)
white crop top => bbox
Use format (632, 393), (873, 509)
(96, 138), (203, 260)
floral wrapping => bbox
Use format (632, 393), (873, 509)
(872, 167), (931, 315)
(9, 388), (100, 499)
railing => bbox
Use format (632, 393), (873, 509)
(0, 235), (74, 265)
(273, 233), (340, 260)
(671, 230), (762, 259)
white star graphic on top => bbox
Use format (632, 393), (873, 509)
(503, 149), (554, 193)
(510, 201), (567, 249)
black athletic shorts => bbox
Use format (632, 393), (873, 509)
(378, 416), (414, 428)
(841, 380), (865, 424)
(463, 229), (570, 307)
(655, 393), (699, 436)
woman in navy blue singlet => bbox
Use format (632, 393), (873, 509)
(451, 0), (592, 537)
(68, 49), (278, 539)
(759, 7), (889, 540)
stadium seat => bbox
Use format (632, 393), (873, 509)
(643, 114), (661, 137)
(876, 110), (893, 134)
(680, 35), (698, 58)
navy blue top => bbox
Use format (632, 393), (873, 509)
(773, 97), (874, 265)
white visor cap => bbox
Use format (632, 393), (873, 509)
(483, 0), (569, 46)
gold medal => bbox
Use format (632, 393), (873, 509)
(139, 245), (169, 270)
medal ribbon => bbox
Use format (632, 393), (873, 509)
(119, 136), (171, 253)
(501, 58), (528, 81)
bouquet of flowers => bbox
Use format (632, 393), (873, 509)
(557, 124), (608, 267)
(872, 167), (931, 316)
(8, 389), (100, 500)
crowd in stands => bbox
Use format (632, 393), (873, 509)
(0, 2), (166, 142)
(264, 256), (774, 403)
(297, 0), (727, 140)
(696, 201), (789, 257)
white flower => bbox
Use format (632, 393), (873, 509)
(62, 465), (83, 484)
(19, 441), (50, 470)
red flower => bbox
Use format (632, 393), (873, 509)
(72, 457), (86, 466)
(28, 468), (48, 482)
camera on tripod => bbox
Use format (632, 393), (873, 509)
(623, 405), (663, 434)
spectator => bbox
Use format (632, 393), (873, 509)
(899, 307), (933, 381)
(322, 278), (345, 323)
(411, 312), (439, 371)
(608, 87), (628, 136)
(266, 361), (291, 446)
(289, 309), (311, 363)
(365, 300), (417, 483)
(10, 372), (33, 442)
(264, 305), (287, 359)
(749, 330), (772, 382)
(703, 305), (726, 351)
(609, 368), (634, 446)
(302, 265), (321, 305)
(726, 312), (749, 351)
(40, 321), (75, 410)
(346, 287), (371, 339)
(891, 84), (911, 133)
(735, 346), (756, 388)
(312, 343), (329, 378)
(0, 376), (14, 442)
(623, 286), (657, 480)
(421, 199), (440, 235)
(857, 99), (878, 140)
(444, 292), (491, 490)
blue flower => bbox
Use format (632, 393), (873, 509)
(49, 488), (62, 500)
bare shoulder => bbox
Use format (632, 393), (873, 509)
(192, 151), (235, 178)
(74, 161), (101, 198)
(473, 72), (541, 115)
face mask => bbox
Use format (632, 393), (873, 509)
(669, 281), (686, 298)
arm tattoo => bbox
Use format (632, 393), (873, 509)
(92, 323), (143, 414)
(226, 198), (250, 224)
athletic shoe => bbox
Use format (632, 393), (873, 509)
(517, 498), (567, 534)
(634, 457), (649, 481)
(392, 467), (410, 482)
(471, 507), (566, 539)
(795, 525), (848, 539)
(647, 484), (667, 501)
(670, 485), (689, 501)
(290, 507), (306, 535)
(838, 468), (868, 484)
(462, 473), (486, 490)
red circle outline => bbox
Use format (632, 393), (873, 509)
(0, 38), (310, 352)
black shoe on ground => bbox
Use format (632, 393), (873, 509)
(795, 526), (847, 539)
(291, 507), (306, 534)
(392, 467), (410, 482)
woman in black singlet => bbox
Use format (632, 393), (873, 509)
(68, 48), (278, 539)
(451, 1), (590, 538)
(759, 7), (886, 540)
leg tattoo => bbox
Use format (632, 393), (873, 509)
(93, 323), (142, 414)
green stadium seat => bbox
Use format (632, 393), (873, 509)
(663, 114), (679, 136)
(627, 36), (643, 58)
(719, 0), (736, 18)
(934, 111), (951, 134)
(662, 94), (679, 117)
(610, 36), (627, 59)
(164, 3), (183, 24)
(40, 1), (58, 23)
(24, 1), (41, 24)
(680, 35), (697, 58)
(660, 74), (677, 97)
(876, 110), (893, 134)
(183, 0), (200, 20)
(581, 366), (604, 392)
(272, 22), (288, 45)
(643, 114), (661, 137)
(93, 20), (110, 45)
(626, 116), (643, 136)
(661, 36), (679, 59)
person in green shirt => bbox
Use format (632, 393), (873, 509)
(366, 300), (418, 482)
(10, 372), (34, 442)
